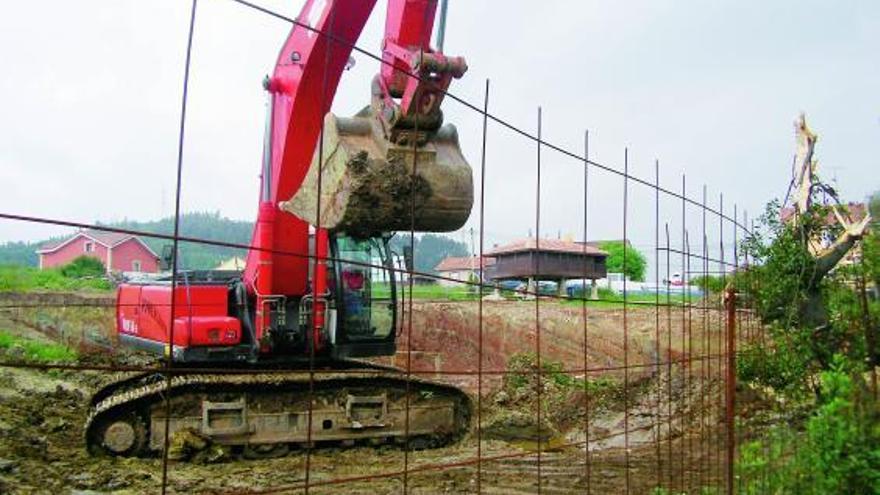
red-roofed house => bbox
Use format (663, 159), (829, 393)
(434, 255), (495, 287)
(36, 229), (160, 273)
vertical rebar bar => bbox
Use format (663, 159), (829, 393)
(731, 203), (739, 495)
(534, 106), (543, 494)
(725, 286), (736, 495)
(476, 78), (490, 495)
(684, 229), (693, 491)
(654, 159), (662, 489)
(401, 44), (425, 492)
(665, 223), (673, 488)
(161, 2), (198, 492)
(718, 192), (725, 488)
(679, 174), (687, 491)
(582, 129), (592, 494)
(701, 185), (709, 489)
(623, 148), (631, 494)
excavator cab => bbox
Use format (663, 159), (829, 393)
(327, 234), (397, 359)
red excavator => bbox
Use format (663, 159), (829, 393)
(86, 0), (473, 458)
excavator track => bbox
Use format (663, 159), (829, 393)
(85, 366), (471, 457)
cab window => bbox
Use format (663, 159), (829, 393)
(335, 236), (394, 340)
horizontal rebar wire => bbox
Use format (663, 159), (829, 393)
(0, 2), (761, 493)
(0, 213), (748, 304)
(0, 351), (733, 377)
(657, 247), (742, 268)
(0, 300), (754, 312)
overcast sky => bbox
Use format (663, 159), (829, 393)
(1, 0), (877, 276)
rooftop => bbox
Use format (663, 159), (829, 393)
(780, 202), (868, 225)
(486, 238), (608, 257)
(435, 255), (495, 272)
(38, 229), (153, 254)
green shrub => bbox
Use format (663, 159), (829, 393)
(736, 331), (813, 396)
(736, 357), (880, 494)
(59, 255), (105, 278)
(691, 274), (725, 295)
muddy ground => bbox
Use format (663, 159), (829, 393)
(0, 294), (731, 494)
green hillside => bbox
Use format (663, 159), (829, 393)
(103, 212), (252, 270)
(389, 233), (469, 274)
(0, 212), (253, 270)
(0, 213), (469, 273)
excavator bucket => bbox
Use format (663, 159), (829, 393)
(280, 108), (473, 238)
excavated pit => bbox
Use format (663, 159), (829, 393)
(0, 293), (728, 493)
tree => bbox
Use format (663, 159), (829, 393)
(0, 240), (41, 267)
(734, 117), (880, 492)
(388, 233), (469, 274)
(599, 240), (647, 282)
(865, 190), (880, 289)
(740, 115), (873, 378)
(691, 274), (726, 294)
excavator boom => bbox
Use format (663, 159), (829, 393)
(245, 0), (469, 353)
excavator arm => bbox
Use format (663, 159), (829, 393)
(244, 0), (469, 353)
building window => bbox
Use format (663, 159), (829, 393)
(132, 260), (142, 272)
(84, 241), (95, 253)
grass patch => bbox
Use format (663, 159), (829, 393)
(0, 330), (77, 362)
(374, 282), (477, 301)
(562, 287), (691, 308)
(376, 281), (694, 307)
(0, 264), (111, 292)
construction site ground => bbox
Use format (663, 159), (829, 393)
(0, 293), (731, 494)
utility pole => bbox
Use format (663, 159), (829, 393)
(469, 226), (476, 273)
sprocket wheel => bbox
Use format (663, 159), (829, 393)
(89, 411), (148, 457)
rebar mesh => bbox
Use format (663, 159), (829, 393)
(0, 2), (767, 494)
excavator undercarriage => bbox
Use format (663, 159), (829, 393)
(86, 364), (471, 457)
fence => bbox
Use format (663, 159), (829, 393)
(0, 1), (767, 493)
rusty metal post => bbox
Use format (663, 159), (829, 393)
(724, 285), (736, 495)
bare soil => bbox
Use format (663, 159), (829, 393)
(0, 296), (730, 494)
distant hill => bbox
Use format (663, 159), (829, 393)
(0, 212), (253, 270)
(389, 233), (469, 274)
(0, 213), (470, 274)
(0, 240), (42, 267)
